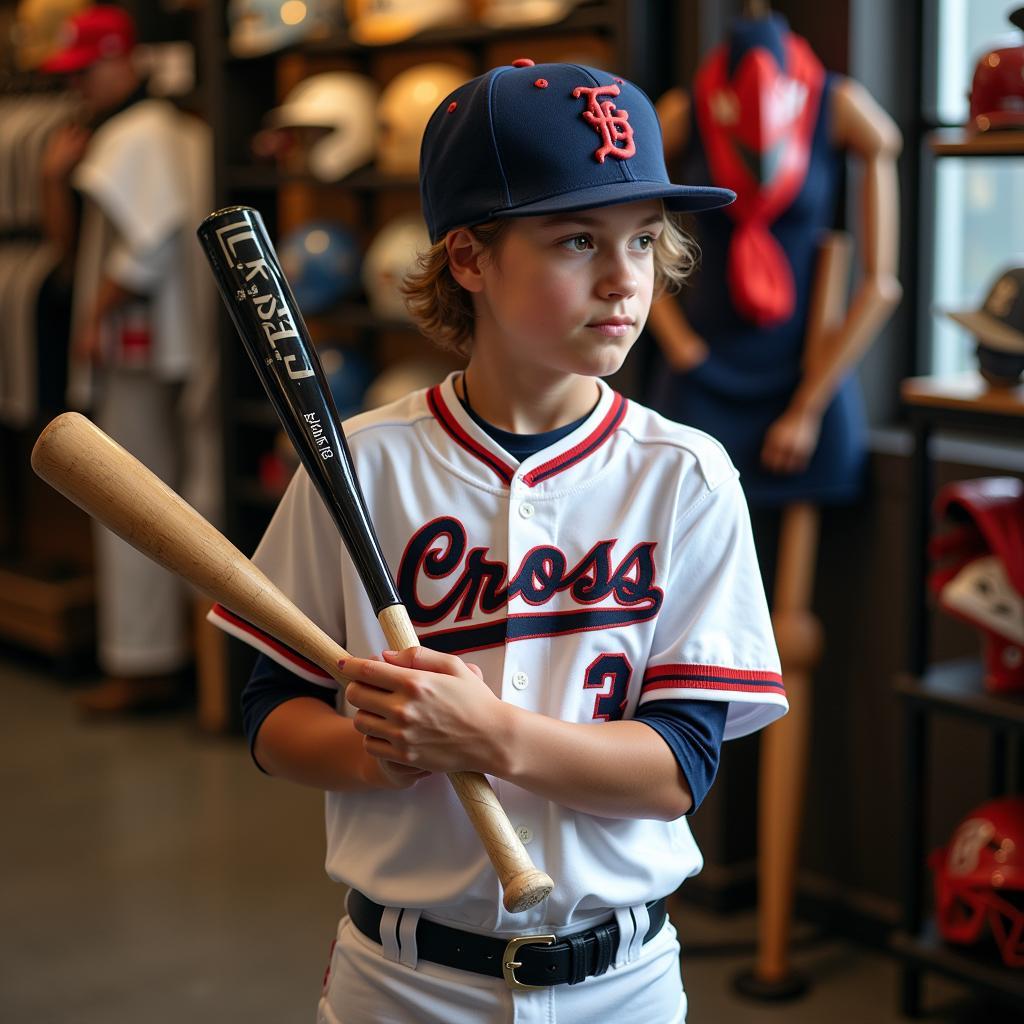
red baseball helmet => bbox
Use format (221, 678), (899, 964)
(929, 478), (1024, 695)
(930, 797), (1024, 968)
(968, 7), (1024, 131)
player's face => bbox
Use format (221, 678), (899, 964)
(476, 199), (662, 379)
(70, 56), (136, 116)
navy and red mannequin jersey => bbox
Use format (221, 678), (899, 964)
(649, 15), (866, 508)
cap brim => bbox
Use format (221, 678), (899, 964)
(39, 46), (98, 73)
(230, 30), (292, 58)
(265, 107), (333, 129)
(479, 3), (572, 28)
(491, 181), (736, 222)
(348, 16), (426, 46)
(973, 111), (1024, 131)
(945, 308), (1024, 353)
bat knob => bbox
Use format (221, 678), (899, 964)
(502, 868), (555, 914)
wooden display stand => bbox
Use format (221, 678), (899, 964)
(0, 432), (96, 670)
(0, 564), (94, 667)
(892, 374), (1024, 1017)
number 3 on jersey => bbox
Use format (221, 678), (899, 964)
(583, 653), (633, 721)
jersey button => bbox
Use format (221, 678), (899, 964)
(512, 671), (529, 690)
(518, 502), (535, 519)
(516, 825), (533, 844)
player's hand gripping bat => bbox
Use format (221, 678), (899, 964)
(197, 206), (553, 914)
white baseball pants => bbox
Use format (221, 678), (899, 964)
(316, 903), (686, 1024)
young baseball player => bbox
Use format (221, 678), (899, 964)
(209, 60), (787, 1023)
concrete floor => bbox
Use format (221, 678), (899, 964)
(0, 653), (1010, 1023)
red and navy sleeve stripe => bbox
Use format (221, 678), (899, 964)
(208, 603), (335, 686)
(640, 663), (786, 700)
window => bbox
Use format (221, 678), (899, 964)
(929, 0), (1018, 124)
(923, 1), (1024, 375)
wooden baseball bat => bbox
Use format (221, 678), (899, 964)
(197, 206), (553, 914)
(31, 412), (350, 686)
(32, 412), (552, 912)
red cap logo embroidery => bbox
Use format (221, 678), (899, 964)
(572, 84), (636, 163)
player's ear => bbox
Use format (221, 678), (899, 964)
(445, 227), (487, 293)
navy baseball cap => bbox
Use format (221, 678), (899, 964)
(419, 59), (735, 243)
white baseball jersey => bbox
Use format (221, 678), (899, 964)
(210, 371), (786, 935)
(68, 98), (214, 410)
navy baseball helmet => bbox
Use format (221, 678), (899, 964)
(419, 59), (736, 243)
(279, 221), (361, 315)
(320, 346), (374, 419)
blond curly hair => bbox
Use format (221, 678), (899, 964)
(401, 209), (698, 358)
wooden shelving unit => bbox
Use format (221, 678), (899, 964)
(928, 127), (1024, 156)
(896, 659), (1024, 728)
(891, 921), (1024, 1006)
(892, 375), (1024, 1016)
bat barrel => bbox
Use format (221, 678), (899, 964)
(197, 206), (399, 615)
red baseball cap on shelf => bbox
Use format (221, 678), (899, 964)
(40, 5), (136, 74)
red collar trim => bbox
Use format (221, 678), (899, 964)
(427, 378), (627, 489)
(522, 392), (627, 486)
(427, 385), (516, 485)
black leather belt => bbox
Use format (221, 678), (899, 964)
(347, 889), (668, 991)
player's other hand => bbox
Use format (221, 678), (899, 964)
(760, 403), (821, 475)
(42, 122), (91, 181)
(71, 316), (103, 365)
(662, 327), (708, 372)
(365, 757), (431, 791)
(344, 648), (503, 775)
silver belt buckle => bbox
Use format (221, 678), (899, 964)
(502, 933), (557, 991)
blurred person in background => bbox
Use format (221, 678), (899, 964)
(40, 4), (218, 714)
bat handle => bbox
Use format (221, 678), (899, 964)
(376, 604), (555, 914)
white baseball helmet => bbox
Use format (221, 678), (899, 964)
(265, 71), (378, 181)
(363, 213), (431, 321)
(229, 0), (343, 58)
(476, 0), (580, 29)
(346, 0), (470, 46)
(13, 0), (89, 70)
(377, 63), (470, 176)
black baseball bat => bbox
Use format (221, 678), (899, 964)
(197, 206), (553, 913)
(197, 206), (393, 613)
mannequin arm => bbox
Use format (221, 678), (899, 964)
(649, 89), (705, 369)
(763, 77), (902, 473)
(647, 293), (708, 371)
(791, 76), (903, 417)
(656, 87), (690, 165)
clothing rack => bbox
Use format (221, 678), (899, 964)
(0, 62), (93, 668)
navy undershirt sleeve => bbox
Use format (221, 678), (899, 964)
(634, 699), (729, 814)
(244, 657), (727, 811)
(243, 653), (336, 771)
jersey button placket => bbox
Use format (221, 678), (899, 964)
(504, 477), (542, 712)
(502, 481), (541, 856)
